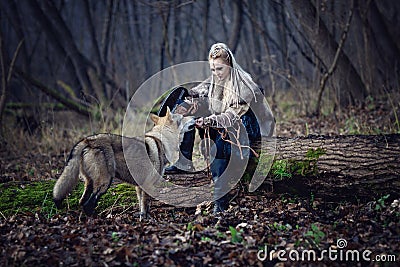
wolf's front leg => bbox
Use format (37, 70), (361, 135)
(136, 186), (147, 221)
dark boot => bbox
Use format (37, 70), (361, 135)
(211, 159), (230, 213)
(213, 194), (230, 214)
(180, 129), (195, 162)
(165, 129), (195, 173)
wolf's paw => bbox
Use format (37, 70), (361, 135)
(82, 195), (98, 216)
(53, 198), (63, 209)
(138, 212), (148, 221)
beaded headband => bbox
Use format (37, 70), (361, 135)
(209, 44), (231, 65)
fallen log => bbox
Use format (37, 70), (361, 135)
(272, 134), (400, 180)
(154, 134), (400, 205)
(264, 134), (400, 200)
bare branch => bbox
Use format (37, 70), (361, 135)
(315, 1), (354, 116)
(15, 69), (91, 117)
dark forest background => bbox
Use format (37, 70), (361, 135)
(1, 2), (399, 265)
(0, 0), (399, 133)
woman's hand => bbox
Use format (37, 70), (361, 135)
(174, 105), (188, 115)
(175, 99), (199, 115)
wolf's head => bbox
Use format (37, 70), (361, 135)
(148, 107), (195, 164)
(150, 107), (195, 136)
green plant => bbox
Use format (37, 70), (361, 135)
(305, 223), (325, 246)
(186, 222), (194, 231)
(270, 222), (288, 232)
(272, 160), (292, 180)
(111, 232), (120, 242)
(375, 194), (390, 211)
(309, 192), (317, 208)
(305, 147), (325, 159)
(255, 153), (274, 177)
(343, 117), (361, 134)
(216, 231), (227, 239)
(291, 148), (325, 176)
(201, 236), (211, 242)
(229, 226), (243, 244)
(365, 95), (376, 111)
(0, 181), (76, 217)
(305, 122), (310, 136)
(310, 192), (314, 203)
(97, 183), (137, 214)
(241, 172), (252, 184)
(385, 91), (400, 133)
(41, 192), (57, 219)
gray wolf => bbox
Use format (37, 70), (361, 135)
(53, 108), (194, 220)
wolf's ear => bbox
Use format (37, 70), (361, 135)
(150, 113), (160, 124)
(165, 107), (174, 121)
(166, 107), (171, 117)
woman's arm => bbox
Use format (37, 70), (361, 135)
(188, 76), (212, 97)
(202, 83), (255, 128)
(202, 103), (249, 128)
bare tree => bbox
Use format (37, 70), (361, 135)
(82, 0), (107, 99)
(356, 0), (400, 95)
(1, 0), (399, 121)
(39, 0), (96, 97)
(291, 0), (367, 107)
(201, 0), (210, 54)
(228, 0), (243, 53)
(315, 1), (354, 116)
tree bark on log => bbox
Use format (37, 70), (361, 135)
(267, 134), (400, 200)
(273, 134), (400, 181)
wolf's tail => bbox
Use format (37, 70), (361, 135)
(53, 140), (87, 208)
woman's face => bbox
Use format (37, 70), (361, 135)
(209, 58), (230, 81)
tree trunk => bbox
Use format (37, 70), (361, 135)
(0, 0), (29, 72)
(201, 0), (210, 55)
(271, 134), (400, 185)
(0, 30), (7, 134)
(101, 0), (114, 69)
(24, 0), (79, 91)
(218, 0), (228, 43)
(39, 0), (96, 98)
(357, 0), (400, 95)
(228, 0), (243, 53)
(291, 0), (367, 106)
(0, 30), (23, 135)
(82, 0), (107, 99)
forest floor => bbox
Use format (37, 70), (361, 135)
(0, 103), (399, 266)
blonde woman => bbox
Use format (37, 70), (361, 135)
(171, 43), (275, 213)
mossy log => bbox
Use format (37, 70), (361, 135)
(265, 134), (400, 199)
(272, 134), (400, 181)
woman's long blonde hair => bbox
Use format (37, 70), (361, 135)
(208, 43), (258, 108)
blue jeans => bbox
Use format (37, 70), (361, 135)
(180, 109), (261, 212)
